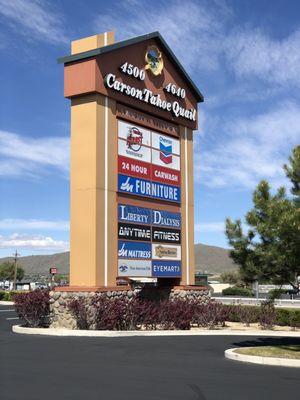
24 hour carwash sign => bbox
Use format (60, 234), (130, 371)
(60, 30), (203, 287)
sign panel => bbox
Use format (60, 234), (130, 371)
(118, 240), (151, 259)
(152, 209), (181, 228)
(152, 260), (182, 277)
(152, 244), (181, 260)
(118, 204), (151, 225)
(118, 138), (151, 163)
(118, 120), (151, 146)
(118, 174), (181, 203)
(151, 132), (180, 155)
(152, 227), (181, 244)
(118, 259), (152, 277)
(152, 148), (180, 171)
(49, 267), (57, 275)
(118, 222), (151, 241)
(117, 120), (182, 277)
(151, 164), (180, 186)
(118, 155), (151, 180)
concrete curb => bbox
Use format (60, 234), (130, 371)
(12, 325), (300, 338)
(225, 348), (300, 368)
(0, 301), (14, 305)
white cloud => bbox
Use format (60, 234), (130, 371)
(0, 130), (69, 178)
(226, 28), (300, 87)
(0, 0), (68, 44)
(197, 102), (300, 189)
(94, 0), (229, 72)
(94, 0), (300, 89)
(0, 219), (69, 231)
(0, 233), (69, 251)
(195, 222), (225, 233)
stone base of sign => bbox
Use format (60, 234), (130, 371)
(49, 286), (210, 329)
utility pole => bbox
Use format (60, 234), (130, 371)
(13, 250), (20, 290)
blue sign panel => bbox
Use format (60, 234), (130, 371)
(151, 180), (181, 202)
(118, 240), (152, 259)
(118, 204), (151, 225)
(152, 209), (181, 228)
(152, 261), (182, 277)
(118, 174), (181, 203)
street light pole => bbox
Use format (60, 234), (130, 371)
(13, 250), (20, 290)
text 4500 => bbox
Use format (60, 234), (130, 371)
(120, 62), (145, 81)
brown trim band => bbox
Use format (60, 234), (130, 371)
(117, 103), (179, 137)
(117, 194), (180, 212)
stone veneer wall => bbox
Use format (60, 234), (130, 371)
(49, 286), (210, 329)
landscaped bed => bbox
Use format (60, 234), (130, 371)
(234, 345), (300, 359)
(12, 289), (300, 331)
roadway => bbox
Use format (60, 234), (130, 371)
(0, 305), (299, 400)
(212, 295), (300, 308)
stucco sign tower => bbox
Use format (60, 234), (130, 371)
(59, 31), (203, 288)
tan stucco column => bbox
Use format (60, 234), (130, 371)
(69, 33), (118, 287)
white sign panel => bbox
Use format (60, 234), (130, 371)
(118, 120), (151, 146)
(118, 138), (151, 163)
(152, 149), (180, 171)
(151, 132), (180, 155)
(152, 244), (181, 261)
(118, 259), (152, 277)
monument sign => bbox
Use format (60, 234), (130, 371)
(58, 31), (203, 288)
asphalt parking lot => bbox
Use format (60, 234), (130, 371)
(0, 304), (299, 400)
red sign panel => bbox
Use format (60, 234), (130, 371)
(50, 267), (57, 274)
(118, 155), (151, 179)
(151, 165), (181, 186)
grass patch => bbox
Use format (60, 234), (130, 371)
(235, 345), (300, 359)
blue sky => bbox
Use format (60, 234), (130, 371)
(0, 0), (299, 257)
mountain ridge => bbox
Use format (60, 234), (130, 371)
(0, 243), (237, 276)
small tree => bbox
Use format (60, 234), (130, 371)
(284, 145), (300, 207)
(225, 146), (300, 290)
(220, 271), (244, 286)
(0, 262), (25, 282)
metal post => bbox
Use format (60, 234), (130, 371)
(12, 250), (20, 290)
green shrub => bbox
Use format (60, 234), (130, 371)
(225, 305), (260, 323)
(275, 309), (290, 326)
(0, 290), (26, 301)
(222, 286), (254, 297)
(226, 305), (300, 328)
(268, 288), (285, 300)
(289, 311), (300, 330)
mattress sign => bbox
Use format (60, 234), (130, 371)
(118, 222), (151, 241)
(151, 132), (180, 155)
(118, 138), (151, 163)
(152, 244), (181, 260)
(118, 174), (181, 203)
(118, 240), (151, 259)
(118, 120), (151, 146)
(152, 260), (182, 277)
(118, 155), (151, 180)
(152, 148), (180, 171)
(118, 204), (151, 225)
(152, 209), (181, 228)
(152, 227), (181, 243)
(118, 259), (152, 277)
